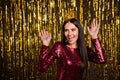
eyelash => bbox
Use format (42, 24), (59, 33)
(72, 29), (75, 31)
(64, 29), (76, 32)
(64, 29), (68, 32)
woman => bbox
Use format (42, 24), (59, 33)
(38, 18), (106, 80)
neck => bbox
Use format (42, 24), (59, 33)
(67, 43), (77, 48)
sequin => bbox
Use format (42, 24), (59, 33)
(38, 38), (106, 80)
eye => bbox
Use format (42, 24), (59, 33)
(64, 29), (68, 32)
(71, 28), (76, 31)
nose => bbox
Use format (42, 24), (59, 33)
(68, 30), (72, 36)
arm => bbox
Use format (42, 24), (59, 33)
(38, 43), (58, 72)
(87, 19), (106, 63)
(38, 29), (53, 72)
(38, 30), (61, 72)
(87, 38), (106, 63)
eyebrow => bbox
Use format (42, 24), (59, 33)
(64, 27), (77, 30)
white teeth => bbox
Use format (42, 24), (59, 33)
(67, 36), (75, 41)
(69, 37), (74, 39)
(68, 37), (73, 39)
(68, 38), (73, 41)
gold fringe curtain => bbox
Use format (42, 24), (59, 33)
(0, 0), (120, 80)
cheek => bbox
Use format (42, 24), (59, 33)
(74, 31), (78, 36)
(75, 32), (79, 39)
(64, 32), (68, 37)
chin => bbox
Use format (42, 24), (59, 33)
(68, 41), (76, 45)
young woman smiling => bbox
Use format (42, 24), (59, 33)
(38, 18), (106, 80)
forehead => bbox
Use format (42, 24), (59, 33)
(64, 22), (77, 29)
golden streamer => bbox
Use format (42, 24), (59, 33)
(0, 0), (120, 80)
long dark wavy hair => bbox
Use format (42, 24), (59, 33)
(62, 18), (88, 78)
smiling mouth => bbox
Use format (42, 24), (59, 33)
(67, 37), (74, 41)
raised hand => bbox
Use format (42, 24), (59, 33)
(39, 29), (52, 46)
(87, 19), (100, 39)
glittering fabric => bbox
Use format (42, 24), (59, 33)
(38, 38), (106, 80)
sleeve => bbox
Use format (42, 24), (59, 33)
(37, 42), (60, 72)
(87, 38), (106, 64)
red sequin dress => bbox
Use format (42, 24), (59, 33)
(38, 38), (106, 80)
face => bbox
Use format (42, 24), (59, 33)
(64, 22), (79, 47)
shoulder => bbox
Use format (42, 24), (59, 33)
(53, 41), (63, 47)
(52, 41), (65, 52)
(52, 41), (66, 50)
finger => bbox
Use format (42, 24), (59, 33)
(97, 22), (100, 30)
(39, 30), (42, 37)
(39, 31), (44, 40)
(95, 20), (97, 27)
(41, 30), (44, 37)
(43, 29), (47, 36)
(95, 20), (98, 28)
(41, 29), (47, 38)
(90, 22), (93, 28)
(40, 30), (45, 39)
(87, 26), (90, 32)
(39, 32), (41, 38)
(43, 29), (45, 36)
(91, 19), (95, 28)
(92, 19), (95, 27)
(95, 20), (99, 29)
(46, 31), (49, 37)
(49, 33), (52, 39)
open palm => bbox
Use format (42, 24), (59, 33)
(39, 29), (52, 46)
(87, 19), (100, 39)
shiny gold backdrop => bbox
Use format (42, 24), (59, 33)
(0, 0), (120, 80)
